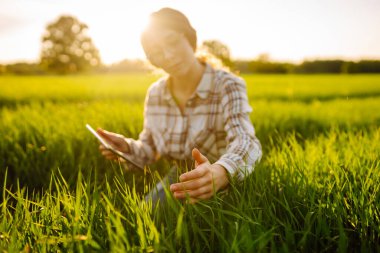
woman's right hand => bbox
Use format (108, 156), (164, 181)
(96, 128), (130, 161)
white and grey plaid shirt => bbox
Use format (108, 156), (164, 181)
(125, 63), (262, 180)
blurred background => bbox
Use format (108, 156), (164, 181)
(1, 0), (380, 74)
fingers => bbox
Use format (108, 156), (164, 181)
(179, 163), (209, 182)
(96, 128), (128, 152)
(96, 128), (114, 141)
(170, 163), (229, 204)
(170, 174), (212, 192)
(97, 128), (122, 141)
(192, 148), (209, 167)
(96, 128), (107, 137)
(170, 169), (215, 201)
(99, 144), (118, 160)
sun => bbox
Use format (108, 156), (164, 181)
(80, 5), (153, 65)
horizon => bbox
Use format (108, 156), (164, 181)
(1, 0), (380, 65)
(3, 55), (380, 67)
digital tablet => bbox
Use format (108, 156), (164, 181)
(86, 124), (143, 169)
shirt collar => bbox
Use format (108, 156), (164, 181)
(162, 81), (172, 101)
(162, 63), (214, 101)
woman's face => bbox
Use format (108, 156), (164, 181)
(142, 27), (196, 77)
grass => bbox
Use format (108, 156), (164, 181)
(1, 74), (379, 252)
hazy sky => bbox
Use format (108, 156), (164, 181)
(1, 0), (380, 64)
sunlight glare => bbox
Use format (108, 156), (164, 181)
(83, 6), (150, 64)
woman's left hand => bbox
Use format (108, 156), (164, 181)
(170, 148), (230, 204)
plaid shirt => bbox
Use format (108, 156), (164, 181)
(125, 63), (262, 180)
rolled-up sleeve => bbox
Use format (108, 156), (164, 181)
(214, 78), (262, 181)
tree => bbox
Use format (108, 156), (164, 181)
(40, 15), (101, 74)
(201, 40), (232, 67)
(257, 53), (271, 63)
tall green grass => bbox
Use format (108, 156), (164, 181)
(1, 129), (379, 252)
(1, 74), (380, 251)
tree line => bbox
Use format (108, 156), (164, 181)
(233, 58), (380, 74)
(1, 15), (379, 75)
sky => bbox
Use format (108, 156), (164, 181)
(1, 0), (380, 65)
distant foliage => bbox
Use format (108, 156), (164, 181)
(40, 15), (101, 74)
(235, 59), (380, 74)
(3, 63), (45, 75)
(0, 64), (6, 74)
(200, 40), (233, 68)
(2, 59), (380, 75)
(342, 60), (380, 73)
(294, 60), (345, 73)
(100, 59), (151, 73)
(293, 60), (380, 74)
(235, 61), (292, 74)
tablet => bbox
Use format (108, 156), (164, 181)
(86, 124), (143, 169)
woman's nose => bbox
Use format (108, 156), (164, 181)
(162, 47), (176, 60)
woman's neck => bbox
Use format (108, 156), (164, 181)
(170, 59), (205, 96)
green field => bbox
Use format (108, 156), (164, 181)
(1, 74), (380, 252)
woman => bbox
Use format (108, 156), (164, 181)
(97, 7), (262, 206)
